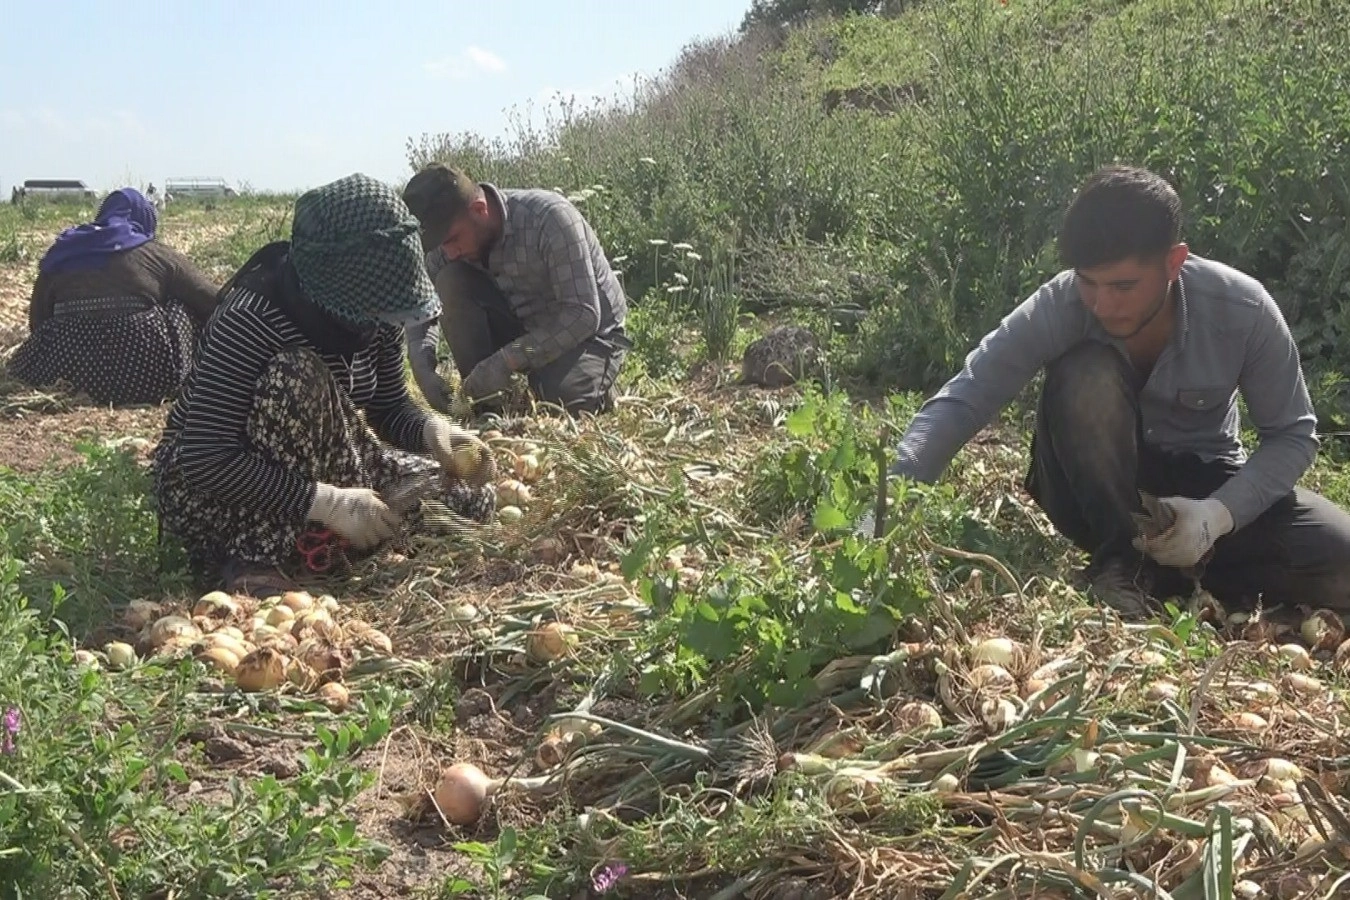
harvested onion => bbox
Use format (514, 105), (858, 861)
(930, 773), (960, 794)
(893, 701), (943, 733)
(298, 639), (348, 683)
(280, 591), (313, 613)
(1277, 643), (1312, 671)
(105, 641), (137, 670)
(73, 649), (100, 669)
(148, 615), (200, 649)
(526, 622), (576, 663)
(970, 637), (1019, 668)
(497, 505), (524, 524)
(1282, 671), (1323, 696)
(513, 453), (541, 483)
(201, 633), (250, 659)
(496, 479), (531, 507)
(449, 603), (479, 623)
(967, 664), (1015, 693)
(1301, 608), (1345, 652)
(353, 628), (392, 656)
(432, 763), (513, 826)
(317, 682), (349, 712)
(197, 646), (240, 675)
(234, 647), (288, 692)
(265, 605), (296, 627)
(193, 591), (240, 619)
(1145, 680), (1180, 703)
(123, 599), (163, 631)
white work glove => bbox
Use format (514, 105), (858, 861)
(306, 483), (402, 551)
(1133, 495), (1233, 568)
(424, 417), (495, 489)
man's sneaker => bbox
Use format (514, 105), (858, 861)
(1085, 555), (1158, 620)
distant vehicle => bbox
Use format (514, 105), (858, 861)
(14, 179), (99, 202)
(164, 177), (238, 200)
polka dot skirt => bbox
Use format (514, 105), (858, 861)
(7, 299), (198, 406)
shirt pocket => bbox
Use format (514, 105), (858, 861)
(1175, 386), (1233, 413)
(1171, 386), (1236, 435)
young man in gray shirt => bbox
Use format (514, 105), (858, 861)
(872, 165), (1350, 618)
(401, 164), (631, 417)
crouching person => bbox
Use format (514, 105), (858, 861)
(400, 163), (631, 416)
(151, 174), (495, 597)
(8, 187), (219, 406)
(870, 165), (1350, 619)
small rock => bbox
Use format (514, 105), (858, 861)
(741, 325), (823, 387)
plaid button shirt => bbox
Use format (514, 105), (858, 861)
(425, 184), (627, 371)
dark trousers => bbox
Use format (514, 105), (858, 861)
(1024, 341), (1350, 611)
(437, 261), (627, 415)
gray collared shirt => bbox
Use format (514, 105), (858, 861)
(419, 183), (627, 372)
(890, 254), (1318, 531)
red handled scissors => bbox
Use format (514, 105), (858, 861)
(296, 527), (350, 573)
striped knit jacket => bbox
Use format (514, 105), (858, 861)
(158, 283), (431, 521)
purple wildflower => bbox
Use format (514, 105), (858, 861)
(1, 707), (19, 755)
(592, 861), (628, 894)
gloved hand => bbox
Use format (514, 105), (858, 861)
(424, 417), (495, 488)
(461, 351), (516, 403)
(1133, 495), (1233, 568)
(307, 483), (402, 552)
(410, 355), (454, 414)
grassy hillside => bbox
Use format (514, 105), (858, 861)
(410, 0), (1350, 399)
(2, 1), (1350, 898)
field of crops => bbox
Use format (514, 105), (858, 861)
(4, 0), (1350, 897)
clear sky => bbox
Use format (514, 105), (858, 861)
(0, 0), (748, 196)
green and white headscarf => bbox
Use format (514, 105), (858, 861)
(290, 173), (441, 329)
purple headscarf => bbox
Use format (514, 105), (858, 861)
(38, 188), (159, 275)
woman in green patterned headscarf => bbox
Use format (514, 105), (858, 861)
(151, 173), (496, 597)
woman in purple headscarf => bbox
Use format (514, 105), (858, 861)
(6, 187), (221, 406)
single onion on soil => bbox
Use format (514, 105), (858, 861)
(317, 682), (349, 712)
(497, 505), (524, 524)
(1230, 711), (1269, 732)
(352, 628), (393, 656)
(449, 603), (479, 623)
(431, 762), (552, 827)
(74, 649), (100, 669)
(930, 773), (960, 794)
(527, 622), (577, 663)
(496, 479), (531, 508)
(105, 641), (137, 670)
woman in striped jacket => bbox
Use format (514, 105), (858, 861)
(151, 174), (495, 597)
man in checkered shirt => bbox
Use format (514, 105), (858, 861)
(402, 163), (631, 415)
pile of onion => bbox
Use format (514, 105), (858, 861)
(105, 588), (393, 710)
